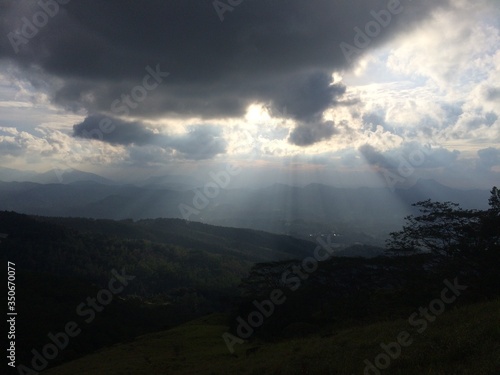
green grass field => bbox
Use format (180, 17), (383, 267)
(43, 299), (500, 375)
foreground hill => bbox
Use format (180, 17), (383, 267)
(43, 298), (500, 375)
(0, 211), (315, 367)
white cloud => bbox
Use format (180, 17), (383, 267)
(0, 126), (127, 169)
(338, 0), (499, 154)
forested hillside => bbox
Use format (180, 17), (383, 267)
(0, 211), (315, 370)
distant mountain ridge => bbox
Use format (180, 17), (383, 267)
(0, 166), (115, 184)
(0, 171), (491, 245)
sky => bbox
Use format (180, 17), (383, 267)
(0, 0), (499, 189)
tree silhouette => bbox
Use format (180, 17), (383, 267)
(387, 187), (499, 268)
(488, 186), (500, 212)
(386, 200), (480, 259)
(479, 186), (500, 253)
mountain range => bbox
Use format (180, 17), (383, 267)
(0, 167), (491, 245)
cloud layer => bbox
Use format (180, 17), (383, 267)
(1, 0), (450, 121)
(0, 0), (498, 189)
(73, 115), (226, 160)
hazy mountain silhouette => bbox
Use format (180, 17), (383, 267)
(0, 175), (489, 246)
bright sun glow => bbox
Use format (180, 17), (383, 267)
(245, 103), (272, 123)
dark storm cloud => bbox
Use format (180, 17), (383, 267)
(73, 114), (226, 160)
(1, 0), (450, 143)
(73, 115), (156, 146)
(288, 120), (338, 146)
(271, 72), (346, 121)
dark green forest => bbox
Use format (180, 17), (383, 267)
(0, 211), (320, 368)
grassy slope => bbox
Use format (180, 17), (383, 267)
(44, 299), (500, 375)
